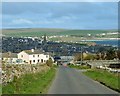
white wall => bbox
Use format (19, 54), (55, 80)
(18, 51), (29, 63)
(29, 54), (40, 64)
(29, 54), (50, 64)
(18, 51), (50, 64)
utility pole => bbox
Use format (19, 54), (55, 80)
(81, 47), (83, 63)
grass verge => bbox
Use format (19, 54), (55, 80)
(0, 84), (2, 95)
(83, 69), (120, 92)
(2, 67), (56, 94)
(68, 64), (91, 69)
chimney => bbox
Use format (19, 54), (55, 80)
(31, 49), (34, 52)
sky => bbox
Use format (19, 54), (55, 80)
(1, 2), (118, 30)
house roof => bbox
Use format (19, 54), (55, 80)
(2, 52), (17, 58)
(23, 49), (44, 55)
(44, 52), (49, 55)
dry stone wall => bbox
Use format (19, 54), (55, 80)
(2, 64), (50, 86)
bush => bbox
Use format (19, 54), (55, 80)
(46, 58), (53, 67)
(83, 54), (96, 60)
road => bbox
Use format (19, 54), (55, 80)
(48, 66), (119, 94)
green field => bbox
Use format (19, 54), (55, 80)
(2, 67), (56, 94)
(2, 28), (115, 37)
(84, 69), (119, 92)
(0, 84), (2, 95)
(58, 30), (110, 36)
(2, 28), (67, 37)
(68, 64), (91, 69)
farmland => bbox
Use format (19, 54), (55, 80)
(2, 28), (118, 45)
(2, 28), (116, 37)
(2, 28), (68, 37)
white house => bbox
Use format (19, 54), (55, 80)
(18, 49), (50, 64)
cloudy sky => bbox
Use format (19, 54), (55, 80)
(2, 2), (118, 29)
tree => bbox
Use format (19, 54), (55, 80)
(96, 53), (100, 60)
(106, 48), (116, 60)
(97, 47), (108, 60)
(116, 50), (120, 60)
(83, 54), (96, 60)
(74, 53), (82, 61)
(98, 47), (107, 53)
(46, 58), (53, 67)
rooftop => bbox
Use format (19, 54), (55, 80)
(23, 49), (45, 55)
(2, 52), (17, 58)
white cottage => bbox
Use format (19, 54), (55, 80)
(18, 49), (50, 64)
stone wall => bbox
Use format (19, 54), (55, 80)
(2, 64), (50, 86)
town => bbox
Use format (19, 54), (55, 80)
(1, 34), (120, 84)
(1, 1), (120, 95)
(2, 35), (120, 64)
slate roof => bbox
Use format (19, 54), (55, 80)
(2, 52), (17, 58)
(23, 49), (44, 55)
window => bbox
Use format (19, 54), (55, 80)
(41, 59), (43, 63)
(38, 60), (40, 63)
(21, 55), (23, 58)
(33, 55), (35, 57)
(46, 55), (48, 58)
(38, 55), (39, 57)
(33, 60), (35, 62)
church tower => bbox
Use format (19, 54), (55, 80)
(43, 34), (47, 44)
(43, 34), (47, 45)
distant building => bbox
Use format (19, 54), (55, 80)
(2, 49), (53, 64)
(18, 49), (50, 64)
(54, 56), (74, 65)
(2, 52), (18, 64)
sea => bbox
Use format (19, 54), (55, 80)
(81, 39), (119, 47)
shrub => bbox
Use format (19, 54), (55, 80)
(46, 58), (53, 67)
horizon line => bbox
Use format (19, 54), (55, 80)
(1, 27), (118, 30)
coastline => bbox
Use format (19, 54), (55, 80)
(81, 38), (120, 42)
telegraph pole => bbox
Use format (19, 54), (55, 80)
(81, 47), (83, 63)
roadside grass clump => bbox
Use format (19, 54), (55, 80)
(84, 69), (119, 92)
(2, 67), (56, 94)
(53, 64), (59, 68)
(68, 64), (91, 69)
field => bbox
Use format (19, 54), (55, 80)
(84, 69), (119, 92)
(68, 64), (91, 69)
(2, 28), (116, 37)
(2, 67), (56, 94)
(0, 84), (1, 95)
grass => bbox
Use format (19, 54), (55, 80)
(2, 67), (56, 94)
(0, 84), (2, 95)
(3, 28), (114, 37)
(58, 30), (110, 36)
(53, 64), (59, 68)
(83, 69), (120, 92)
(68, 64), (91, 69)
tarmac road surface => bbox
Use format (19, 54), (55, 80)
(48, 65), (119, 94)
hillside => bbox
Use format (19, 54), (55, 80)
(2, 28), (68, 37)
(2, 28), (116, 37)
